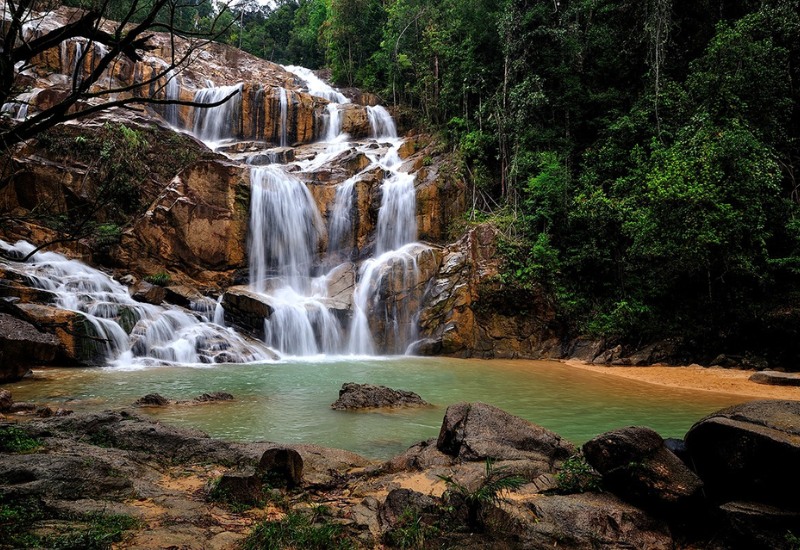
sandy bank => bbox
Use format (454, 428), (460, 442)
(563, 360), (800, 401)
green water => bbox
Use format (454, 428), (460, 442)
(7, 357), (748, 459)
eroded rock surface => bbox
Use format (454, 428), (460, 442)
(331, 383), (429, 410)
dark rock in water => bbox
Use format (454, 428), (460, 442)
(212, 468), (264, 505)
(749, 370), (800, 386)
(130, 280), (166, 305)
(194, 392), (234, 402)
(583, 426), (703, 516)
(437, 402), (575, 468)
(54, 408), (73, 417)
(258, 448), (304, 488)
(9, 402), (36, 412)
(406, 337), (442, 356)
(0, 390), (12, 412)
(717, 500), (800, 550)
(331, 382), (429, 410)
(134, 393), (170, 407)
(36, 406), (54, 418)
(519, 492), (673, 549)
(685, 400), (800, 507)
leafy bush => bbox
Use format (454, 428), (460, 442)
(242, 508), (355, 550)
(383, 507), (438, 549)
(554, 454), (602, 494)
(144, 272), (171, 287)
(0, 426), (41, 453)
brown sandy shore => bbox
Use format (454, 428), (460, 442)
(562, 359), (800, 401)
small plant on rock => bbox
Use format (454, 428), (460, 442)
(384, 506), (438, 549)
(241, 508), (355, 550)
(438, 458), (525, 532)
(144, 272), (171, 287)
(554, 454), (602, 494)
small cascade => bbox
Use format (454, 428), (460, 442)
(327, 176), (357, 261)
(164, 70), (180, 126)
(1, 90), (36, 120)
(213, 296), (226, 326)
(283, 65), (349, 104)
(367, 106), (398, 139)
(0, 240), (272, 366)
(278, 87), (289, 147)
(375, 144), (417, 254)
(322, 103), (344, 142)
(192, 83), (243, 144)
(71, 40), (85, 85)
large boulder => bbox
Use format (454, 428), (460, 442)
(583, 426), (704, 515)
(437, 402), (575, 468)
(331, 383), (429, 410)
(12, 304), (106, 365)
(0, 313), (59, 381)
(685, 400), (800, 507)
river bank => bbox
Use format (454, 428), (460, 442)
(562, 359), (800, 400)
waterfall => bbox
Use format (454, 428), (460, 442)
(192, 83), (242, 144)
(248, 166), (323, 293)
(278, 87), (289, 147)
(0, 239), (272, 366)
(375, 144), (417, 254)
(248, 166), (345, 356)
(367, 106), (398, 139)
(164, 70), (180, 126)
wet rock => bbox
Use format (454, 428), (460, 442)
(332, 383), (429, 410)
(130, 280), (166, 305)
(194, 392), (234, 403)
(407, 337), (443, 356)
(258, 447), (303, 488)
(134, 393), (170, 407)
(0, 312), (59, 381)
(583, 426), (704, 515)
(749, 370), (800, 386)
(246, 147), (295, 165)
(685, 400), (800, 507)
(0, 390), (13, 412)
(437, 402), (575, 468)
(221, 286), (274, 338)
(36, 406), (54, 418)
(9, 402), (37, 412)
(13, 304), (105, 365)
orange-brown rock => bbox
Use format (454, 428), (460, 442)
(417, 224), (560, 359)
(120, 160), (249, 283)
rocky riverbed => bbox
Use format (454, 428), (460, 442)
(1, 393), (798, 549)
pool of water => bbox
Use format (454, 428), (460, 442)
(6, 357), (748, 459)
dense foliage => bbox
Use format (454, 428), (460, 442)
(76, 0), (800, 359)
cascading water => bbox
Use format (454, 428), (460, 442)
(277, 87), (289, 147)
(367, 105), (398, 139)
(164, 70), (180, 126)
(283, 65), (349, 104)
(192, 83), (243, 145)
(0, 240), (272, 366)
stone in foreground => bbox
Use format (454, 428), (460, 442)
(437, 402), (575, 466)
(331, 382), (429, 410)
(685, 400), (800, 507)
(583, 426), (704, 515)
(749, 370), (800, 386)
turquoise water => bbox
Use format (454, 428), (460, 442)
(7, 358), (748, 459)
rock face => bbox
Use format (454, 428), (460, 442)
(583, 426), (704, 515)
(685, 400), (800, 507)
(120, 160), (250, 284)
(437, 402), (575, 466)
(418, 224), (560, 359)
(331, 383), (429, 410)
